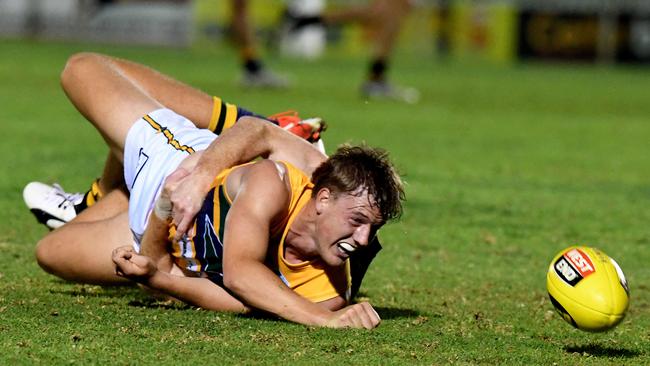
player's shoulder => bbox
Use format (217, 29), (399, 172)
(243, 160), (292, 193)
(247, 159), (286, 176)
(233, 160), (292, 215)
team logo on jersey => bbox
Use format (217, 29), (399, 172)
(553, 248), (595, 286)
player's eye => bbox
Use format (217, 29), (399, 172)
(351, 217), (364, 225)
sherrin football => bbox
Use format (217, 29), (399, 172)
(546, 246), (629, 332)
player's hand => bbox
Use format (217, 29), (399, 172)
(325, 302), (381, 329)
(163, 167), (208, 240)
(112, 245), (158, 283)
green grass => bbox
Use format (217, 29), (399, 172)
(1, 39), (650, 365)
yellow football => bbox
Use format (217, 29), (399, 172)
(546, 246), (629, 332)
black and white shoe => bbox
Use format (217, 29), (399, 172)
(23, 182), (83, 229)
(361, 80), (420, 104)
(241, 69), (290, 89)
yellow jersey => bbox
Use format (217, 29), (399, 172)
(171, 161), (350, 303)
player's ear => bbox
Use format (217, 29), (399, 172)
(315, 187), (332, 214)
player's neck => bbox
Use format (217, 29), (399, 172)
(284, 200), (319, 264)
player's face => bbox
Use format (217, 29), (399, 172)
(314, 188), (384, 267)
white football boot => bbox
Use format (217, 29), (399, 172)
(23, 182), (83, 229)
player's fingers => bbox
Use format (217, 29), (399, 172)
(112, 247), (129, 262)
(350, 303), (374, 329)
(113, 245), (134, 254)
(127, 253), (144, 265)
(174, 215), (192, 241)
(113, 258), (135, 277)
(359, 302), (381, 329)
(112, 256), (130, 276)
(164, 168), (190, 191)
(336, 311), (354, 329)
(113, 252), (126, 276)
(343, 306), (365, 329)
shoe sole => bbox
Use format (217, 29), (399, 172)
(29, 208), (65, 230)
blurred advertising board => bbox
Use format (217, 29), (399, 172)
(434, 1), (518, 63)
(431, 0), (650, 64)
(518, 11), (650, 62)
(0, 0), (192, 47)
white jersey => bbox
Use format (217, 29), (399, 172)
(123, 108), (216, 247)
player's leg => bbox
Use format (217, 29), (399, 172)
(354, 0), (419, 103)
(34, 189), (132, 285)
(64, 52), (323, 140)
(25, 52), (324, 229)
(287, 0), (417, 103)
(95, 151), (126, 196)
(24, 53), (162, 228)
(23, 151), (123, 229)
(65, 52), (324, 148)
(61, 52), (163, 161)
(230, 0), (288, 88)
(88, 53), (294, 134)
(28, 48), (214, 225)
(94, 53), (215, 129)
(27, 52), (206, 227)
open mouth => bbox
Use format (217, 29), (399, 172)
(337, 241), (357, 256)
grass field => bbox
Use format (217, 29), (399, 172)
(1, 39), (649, 365)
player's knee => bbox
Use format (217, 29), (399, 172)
(34, 235), (60, 275)
(60, 52), (101, 89)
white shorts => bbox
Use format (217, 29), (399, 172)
(124, 108), (216, 246)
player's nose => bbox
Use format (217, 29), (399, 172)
(353, 224), (372, 247)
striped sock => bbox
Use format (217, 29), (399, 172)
(208, 96), (272, 135)
(73, 179), (103, 214)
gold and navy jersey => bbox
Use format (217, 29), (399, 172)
(170, 161), (350, 303)
(171, 184), (230, 275)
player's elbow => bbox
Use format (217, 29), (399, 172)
(236, 117), (271, 155)
(237, 116), (266, 135)
(221, 271), (244, 295)
(221, 259), (262, 298)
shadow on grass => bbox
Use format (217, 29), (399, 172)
(49, 284), (421, 320)
(234, 307), (421, 323)
(127, 298), (190, 310)
(49, 284), (140, 299)
(236, 310), (283, 323)
(49, 283), (192, 310)
(374, 306), (420, 319)
(564, 343), (642, 358)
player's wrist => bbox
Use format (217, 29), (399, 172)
(144, 267), (166, 289)
(308, 306), (336, 327)
(190, 165), (217, 190)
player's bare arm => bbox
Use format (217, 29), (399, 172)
(138, 168), (190, 273)
(221, 160), (332, 325)
(170, 116), (327, 240)
(112, 246), (248, 312)
(222, 161), (380, 329)
(111, 199), (248, 312)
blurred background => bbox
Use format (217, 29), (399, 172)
(1, 0), (649, 65)
(1, 4), (650, 363)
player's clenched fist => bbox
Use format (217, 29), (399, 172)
(112, 245), (158, 282)
(326, 302), (381, 329)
